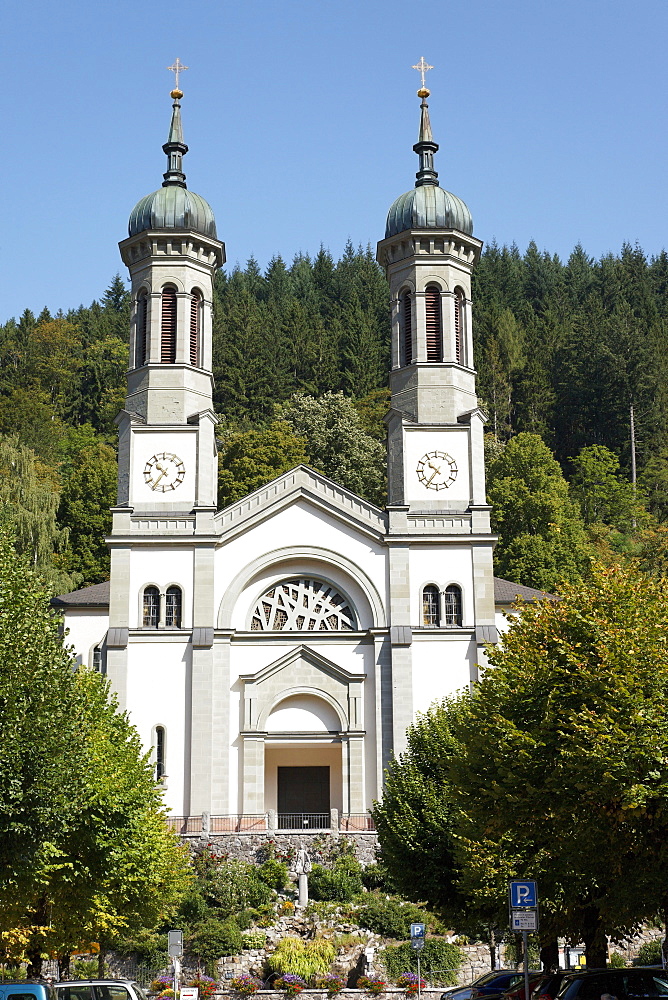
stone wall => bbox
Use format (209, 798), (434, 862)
(186, 832), (379, 866)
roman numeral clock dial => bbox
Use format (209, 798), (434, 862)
(143, 452), (186, 492)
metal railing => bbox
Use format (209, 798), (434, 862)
(277, 812), (330, 830)
(164, 812), (376, 834)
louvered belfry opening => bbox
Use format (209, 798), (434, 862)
(190, 291), (201, 367)
(161, 287), (177, 363)
(402, 293), (413, 365)
(454, 288), (465, 365)
(136, 292), (148, 367)
(425, 285), (442, 361)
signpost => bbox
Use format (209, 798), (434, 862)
(168, 930), (183, 1000)
(410, 923), (426, 1000)
(508, 884), (538, 1000)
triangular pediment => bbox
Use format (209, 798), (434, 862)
(240, 643), (366, 687)
(215, 465), (387, 541)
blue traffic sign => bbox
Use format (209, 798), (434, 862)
(410, 923), (426, 938)
(509, 881), (537, 907)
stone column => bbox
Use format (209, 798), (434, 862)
(242, 735), (265, 814)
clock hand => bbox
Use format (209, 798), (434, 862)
(152, 464), (168, 489)
(425, 460), (441, 486)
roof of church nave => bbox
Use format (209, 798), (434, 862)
(52, 576), (554, 609)
(385, 80), (473, 239)
(128, 84), (217, 240)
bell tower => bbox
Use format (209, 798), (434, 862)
(377, 71), (487, 515)
(116, 78), (225, 512)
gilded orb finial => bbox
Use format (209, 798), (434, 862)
(167, 58), (188, 94)
(412, 56), (434, 95)
(171, 88), (183, 100)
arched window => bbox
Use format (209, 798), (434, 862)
(143, 586), (160, 627)
(402, 292), (413, 365)
(425, 285), (442, 361)
(422, 585), (440, 627)
(189, 290), (201, 366)
(165, 585), (182, 628)
(136, 291), (148, 367)
(155, 726), (166, 781)
(92, 643), (104, 673)
(161, 287), (177, 363)
(444, 585), (463, 626)
(454, 288), (465, 365)
(251, 578), (356, 631)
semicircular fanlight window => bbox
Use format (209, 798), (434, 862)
(251, 578), (356, 632)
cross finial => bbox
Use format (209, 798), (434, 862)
(167, 58), (188, 93)
(412, 56), (434, 92)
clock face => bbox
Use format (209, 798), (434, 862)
(416, 450), (458, 490)
(143, 452), (186, 492)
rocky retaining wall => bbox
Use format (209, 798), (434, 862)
(185, 833), (379, 866)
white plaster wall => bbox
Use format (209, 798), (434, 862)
(62, 609), (109, 668)
(125, 638), (190, 815)
(411, 633), (476, 713)
(214, 501), (388, 630)
(128, 546), (195, 627)
(267, 695), (340, 732)
(402, 426), (471, 506)
(408, 545), (475, 626)
(130, 427), (199, 507)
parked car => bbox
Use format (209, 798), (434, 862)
(442, 972), (538, 1000)
(533, 973), (577, 1000)
(54, 982), (147, 1000)
(502, 974), (547, 1000)
(554, 968), (668, 1000)
(0, 984), (55, 1000)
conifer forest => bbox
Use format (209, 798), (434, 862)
(2, 238), (668, 594)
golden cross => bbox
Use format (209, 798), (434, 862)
(167, 58), (188, 90)
(412, 56), (434, 90)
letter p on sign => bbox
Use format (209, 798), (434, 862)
(510, 881), (537, 907)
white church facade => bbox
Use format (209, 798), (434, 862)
(54, 77), (546, 834)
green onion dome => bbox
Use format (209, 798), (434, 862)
(386, 185), (472, 239)
(128, 187), (217, 239)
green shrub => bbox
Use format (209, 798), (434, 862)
(608, 953), (627, 968)
(258, 858), (289, 891)
(235, 908), (258, 930)
(361, 863), (394, 893)
(310, 852), (364, 902)
(188, 916), (243, 968)
(243, 930), (268, 950)
(634, 940), (662, 966)
(72, 960), (108, 980)
(195, 854), (274, 916)
(381, 939), (462, 986)
(266, 937), (337, 979)
(353, 894), (428, 939)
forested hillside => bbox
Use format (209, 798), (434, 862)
(1, 240), (668, 594)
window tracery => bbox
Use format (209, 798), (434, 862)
(251, 578), (356, 632)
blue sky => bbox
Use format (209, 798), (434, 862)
(2, 0), (667, 323)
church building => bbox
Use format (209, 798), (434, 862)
(54, 72), (546, 835)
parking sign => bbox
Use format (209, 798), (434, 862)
(509, 881), (537, 907)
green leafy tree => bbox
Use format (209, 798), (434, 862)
(0, 529), (191, 972)
(0, 435), (75, 592)
(218, 420), (309, 508)
(278, 391), (386, 506)
(570, 444), (646, 531)
(487, 432), (590, 590)
(450, 563), (668, 967)
(58, 441), (118, 584)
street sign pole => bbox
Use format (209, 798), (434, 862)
(410, 922), (426, 1000)
(523, 931), (529, 1000)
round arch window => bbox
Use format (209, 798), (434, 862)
(251, 578), (356, 632)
